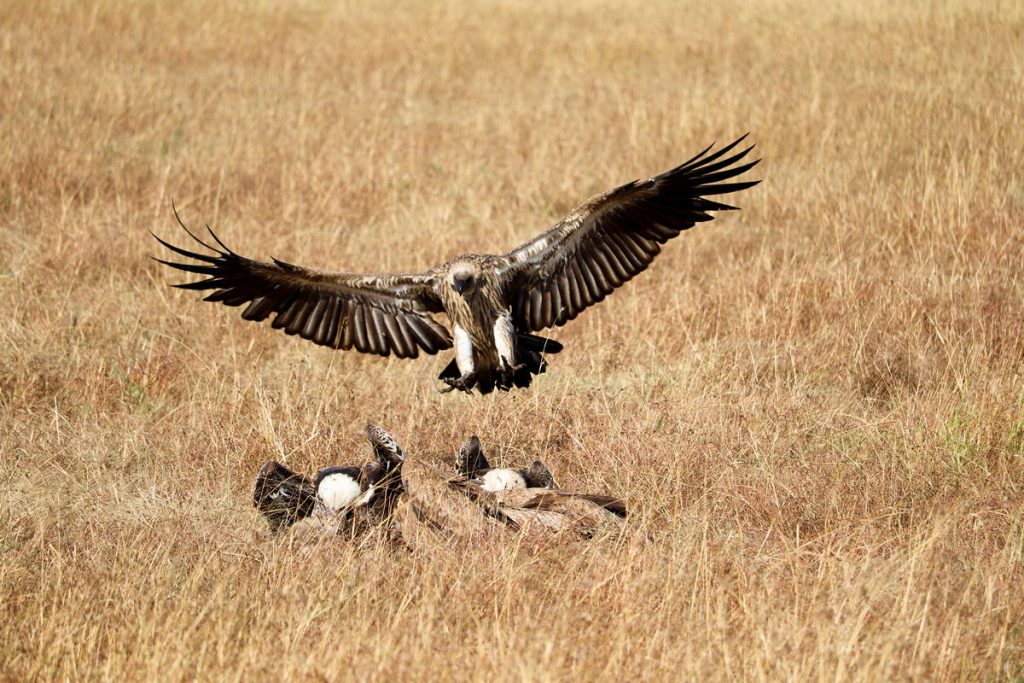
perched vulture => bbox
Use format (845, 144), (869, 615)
(456, 435), (556, 491)
(449, 435), (627, 537)
(156, 136), (759, 393)
(252, 423), (405, 536)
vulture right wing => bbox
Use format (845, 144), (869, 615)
(497, 136), (760, 331)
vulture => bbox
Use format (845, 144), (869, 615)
(155, 136), (759, 393)
(252, 423), (405, 535)
(456, 434), (556, 491)
(448, 435), (627, 537)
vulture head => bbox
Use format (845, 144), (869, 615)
(448, 263), (480, 298)
(524, 460), (557, 489)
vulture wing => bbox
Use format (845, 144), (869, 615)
(153, 212), (452, 358)
(499, 136), (760, 331)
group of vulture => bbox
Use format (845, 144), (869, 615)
(160, 136), (761, 540)
(252, 425), (627, 544)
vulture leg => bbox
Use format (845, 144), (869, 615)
(497, 357), (529, 391)
(439, 371), (479, 394)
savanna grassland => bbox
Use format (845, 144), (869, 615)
(2, 0), (1023, 680)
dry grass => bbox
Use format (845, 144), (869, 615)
(2, 0), (1024, 679)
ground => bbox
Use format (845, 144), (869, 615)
(2, 0), (1023, 680)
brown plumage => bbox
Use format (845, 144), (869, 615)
(154, 136), (759, 394)
(252, 424), (406, 537)
(461, 487), (627, 538)
(448, 436), (627, 537)
(252, 461), (319, 533)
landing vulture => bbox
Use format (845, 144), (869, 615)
(155, 136), (759, 393)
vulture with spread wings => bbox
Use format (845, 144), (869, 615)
(154, 136), (760, 394)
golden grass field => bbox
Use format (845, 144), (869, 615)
(3, 0), (1023, 679)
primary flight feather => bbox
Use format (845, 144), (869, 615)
(154, 135), (760, 394)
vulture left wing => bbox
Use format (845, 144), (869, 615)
(153, 213), (451, 358)
(498, 136), (760, 331)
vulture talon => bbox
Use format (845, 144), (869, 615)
(442, 373), (477, 394)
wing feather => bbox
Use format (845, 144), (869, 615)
(315, 298), (337, 346)
(567, 261), (588, 308)
(302, 298), (327, 339)
(370, 310), (387, 355)
(499, 136), (760, 331)
(352, 306), (370, 353)
(603, 233), (637, 275)
(340, 308), (355, 349)
(555, 276), (571, 324)
(370, 308), (391, 356)
(153, 218), (451, 358)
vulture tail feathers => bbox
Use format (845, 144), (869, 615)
(508, 333), (560, 390)
(438, 358), (460, 381)
(517, 333), (563, 354)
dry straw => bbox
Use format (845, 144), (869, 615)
(1, 0), (1022, 680)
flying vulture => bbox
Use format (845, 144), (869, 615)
(155, 136), (760, 393)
